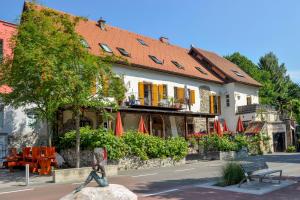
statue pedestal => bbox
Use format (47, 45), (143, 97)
(60, 184), (137, 200)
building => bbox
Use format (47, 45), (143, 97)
(0, 19), (47, 163)
(33, 4), (262, 139)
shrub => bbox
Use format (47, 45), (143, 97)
(59, 127), (127, 160)
(59, 128), (188, 161)
(201, 135), (237, 152)
(220, 162), (245, 186)
(234, 135), (248, 151)
(286, 145), (297, 153)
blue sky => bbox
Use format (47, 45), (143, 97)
(1, 0), (300, 83)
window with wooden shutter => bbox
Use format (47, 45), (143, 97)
(138, 82), (144, 105)
(91, 78), (97, 95)
(210, 95), (214, 114)
(218, 96), (221, 114)
(152, 84), (159, 106)
(158, 84), (164, 101)
(177, 87), (185, 104)
(189, 90), (195, 105)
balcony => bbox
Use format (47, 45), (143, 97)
(237, 104), (277, 115)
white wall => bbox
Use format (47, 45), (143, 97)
(112, 64), (223, 113)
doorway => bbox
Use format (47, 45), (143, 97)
(273, 132), (286, 152)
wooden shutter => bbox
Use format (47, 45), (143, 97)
(91, 78), (97, 95)
(158, 84), (164, 100)
(190, 90), (195, 105)
(218, 96), (221, 114)
(102, 75), (109, 96)
(210, 95), (214, 114)
(138, 82), (144, 105)
(178, 87), (184, 104)
(152, 84), (159, 106)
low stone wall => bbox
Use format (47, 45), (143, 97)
(60, 149), (186, 170)
(204, 150), (248, 161)
(53, 165), (118, 183)
(114, 157), (186, 171)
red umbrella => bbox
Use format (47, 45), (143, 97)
(138, 116), (148, 133)
(216, 120), (223, 137)
(115, 112), (123, 137)
(236, 116), (245, 133)
(213, 120), (218, 133)
(223, 120), (229, 132)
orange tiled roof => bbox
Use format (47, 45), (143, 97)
(192, 48), (262, 87)
(75, 20), (223, 84)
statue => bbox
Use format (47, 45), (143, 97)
(75, 148), (109, 193)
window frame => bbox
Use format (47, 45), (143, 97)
(247, 96), (252, 105)
(232, 69), (245, 77)
(137, 38), (148, 46)
(0, 39), (3, 63)
(195, 67), (208, 75)
(117, 47), (130, 57)
(171, 60), (184, 69)
(99, 43), (113, 53)
(149, 55), (163, 65)
(226, 94), (230, 107)
(80, 39), (90, 48)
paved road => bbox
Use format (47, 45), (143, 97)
(0, 153), (299, 200)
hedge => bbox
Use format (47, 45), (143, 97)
(58, 127), (188, 161)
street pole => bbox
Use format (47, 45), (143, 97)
(25, 164), (30, 186)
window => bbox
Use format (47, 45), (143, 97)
(80, 39), (90, 48)
(0, 39), (3, 63)
(99, 43), (113, 53)
(0, 105), (4, 128)
(209, 95), (221, 114)
(171, 60), (184, 69)
(26, 110), (37, 127)
(232, 70), (245, 77)
(137, 38), (148, 46)
(226, 94), (230, 107)
(149, 55), (163, 65)
(158, 84), (168, 100)
(117, 47), (130, 57)
(247, 96), (252, 105)
(195, 67), (208, 75)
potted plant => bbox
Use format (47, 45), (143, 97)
(168, 97), (175, 107)
(174, 99), (181, 108)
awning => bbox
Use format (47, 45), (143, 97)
(244, 121), (265, 135)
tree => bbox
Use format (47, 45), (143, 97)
(0, 2), (126, 168)
(225, 52), (300, 123)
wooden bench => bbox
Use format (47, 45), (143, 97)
(239, 161), (282, 187)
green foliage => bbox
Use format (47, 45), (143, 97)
(201, 135), (238, 152)
(247, 133), (271, 155)
(225, 52), (300, 124)
(59, 127), (127, 160)
(220, 162), (245, 186)
(234, 135), (249, 150)
(286, 145), (297, 153)
(59, 128), (189, 161)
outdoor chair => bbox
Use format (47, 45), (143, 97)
(31, 147), (41, 173)
(38, 157), (51, 175)
(5, 148), (19, 172)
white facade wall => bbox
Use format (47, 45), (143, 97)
(112, 64), (223, 112)
(112, 64), (260, 133)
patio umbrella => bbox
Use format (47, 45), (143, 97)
(115, 112), (123, 137)
(223, 120), (229, 132)
(138, 116), (148, 133)
(216, 120), (223, 137)
(236, 116), (245, 133)
(213, 120), (218, 133)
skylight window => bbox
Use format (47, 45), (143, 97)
(232, 70), (245, 77)
(117, 47), (130, 57)
(137, 38), (148, 46)
(171, 60), (184, 69)
(80, 39), (90, 48)
(149, 55), (163, 65)
(195, 67), (208, 75)
(99, 43), (113, 53)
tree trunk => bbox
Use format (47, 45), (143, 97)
(75, 110), (80, 168)
(47, 120), (52, 147)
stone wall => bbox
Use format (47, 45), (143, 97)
(200, 88), (210, 113)
(60, 149), (185, 170)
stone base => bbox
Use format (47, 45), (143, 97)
(53, 166), (118, 183)
(203, 150), (248, 161)
(60, 184), (137, 200)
